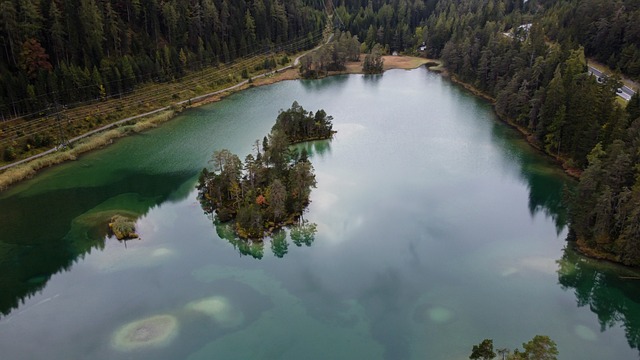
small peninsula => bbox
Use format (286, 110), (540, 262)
(197, 102), (334, 239)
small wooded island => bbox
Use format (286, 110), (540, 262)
(197, 102), (334, 238)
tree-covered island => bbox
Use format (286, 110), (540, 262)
(197, 101), (334, 239)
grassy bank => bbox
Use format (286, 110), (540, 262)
(0, 52), (294, 165)
(0, 110), (176, 191)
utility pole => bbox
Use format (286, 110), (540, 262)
(497, 348), (509, 360)
(323, 0), (334, 16)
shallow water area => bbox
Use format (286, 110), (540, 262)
(1, 68), (639, 359)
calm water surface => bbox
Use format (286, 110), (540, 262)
(1, 68), (639, 359)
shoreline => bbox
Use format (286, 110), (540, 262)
(444, 73), (582, 179)
(0, 109), (179, 191)
(0, 55), (431, 192)
(570, 238), (640, 275)
(441, 69), (640, 270)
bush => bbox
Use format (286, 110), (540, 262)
(216, 207), (234, 222)
(3, 146), (17, 161)
(109, 215), (138, 240)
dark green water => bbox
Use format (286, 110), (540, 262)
(0, 68), (639, 359)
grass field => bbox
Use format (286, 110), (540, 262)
(342, 55), (434, 74)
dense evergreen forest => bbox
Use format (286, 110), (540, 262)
(0, 0), (325, 119)
(2, 0), (639, 264)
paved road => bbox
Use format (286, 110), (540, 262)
(588, 66), (604, 79)
(619, 85), (635, 101)
(588, 66), (635, 101)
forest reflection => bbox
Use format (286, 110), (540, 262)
(558, 246), (640, 354)
(489, 121), (570, 234)
(0, 171), (194, 317)
(292, 139), (332, 159)
(214, 220), (317, 259)
(487, 107), (640, 356)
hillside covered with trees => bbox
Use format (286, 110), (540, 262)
(0, 0), (325, 120)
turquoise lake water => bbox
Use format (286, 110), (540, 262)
(0, 67), (639, 359)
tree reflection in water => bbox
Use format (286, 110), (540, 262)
(214, 220), (316, 259)
(558, 246), (640, 353)
(488, 120), (640, 354)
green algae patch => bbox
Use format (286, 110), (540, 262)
(111, 314), (179, 351)
(89, 246), (176, 273)
(186, 296), (245, 328)
(427, 306), (455, 324)
(413, 302), (456, 325)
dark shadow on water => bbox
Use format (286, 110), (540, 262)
(558, 246), (640, 354)
(300, 75), (349, 92)
(357, 268), (420, 360)
(362, 74), (383, 84)
(489, 121), (572, 234)
(0, 170), (196, 317)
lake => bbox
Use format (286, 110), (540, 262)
(0, 67), (638, 359)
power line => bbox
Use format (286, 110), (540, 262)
(1, 30), (322, 126)
(0, 30), (325, 123)
(0, 31), (325, 148)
